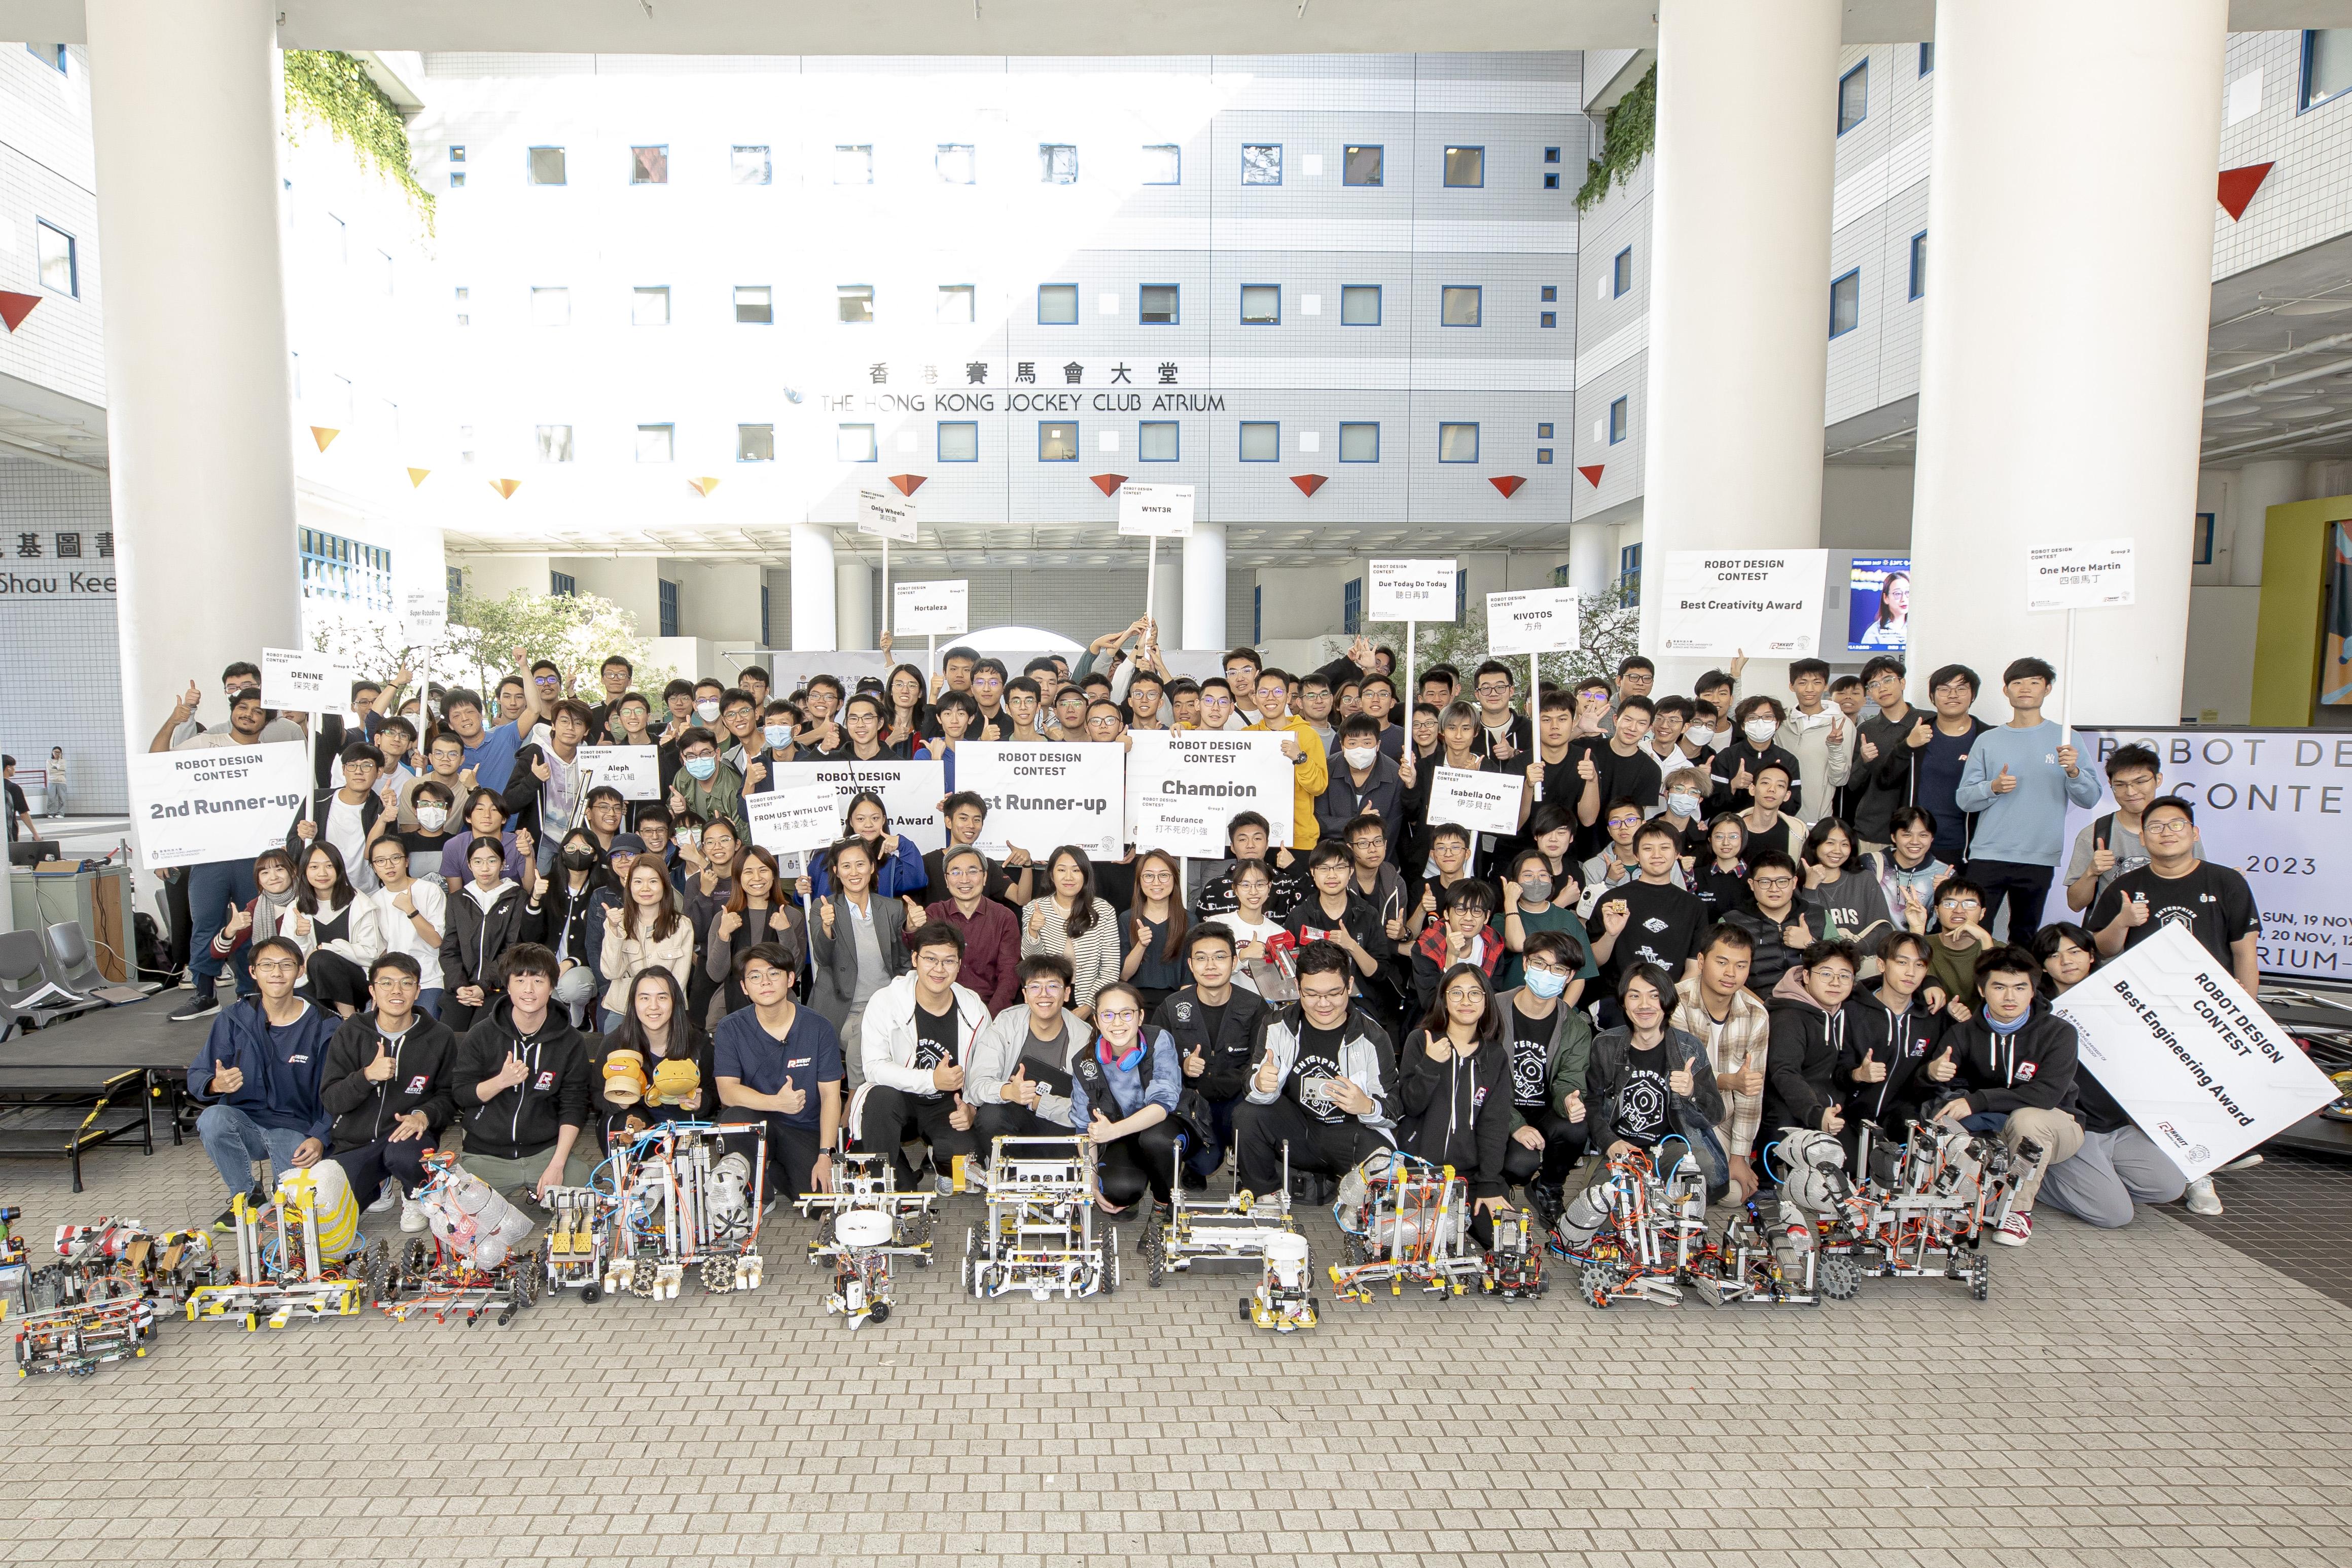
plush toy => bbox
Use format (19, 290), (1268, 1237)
(602, 1049), (647, 1108)
(647, 1057), (701, 1109)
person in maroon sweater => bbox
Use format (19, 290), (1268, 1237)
(920, 845), (1021, 1013)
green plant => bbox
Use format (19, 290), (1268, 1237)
(1577, 63), (1656, 211)
(283, 50), (435, 233)
(1362, 588), (1641, 694)
(441, 588), (673, 700)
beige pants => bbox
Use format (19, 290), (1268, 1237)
(1999, 1106), (2085, 1210)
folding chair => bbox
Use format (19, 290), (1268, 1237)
(0, 930), (102, 1040)
(44, 921), (147, 1006)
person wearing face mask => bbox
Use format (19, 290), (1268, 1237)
(1653, 767), (1714, 862)
(536, 828), (617, 1027)
(399, 732), (472, 831)
(665, 727), (746, 843)
(1496, 847), (1598, 994)
(396, 781), (459, 881)
(1314, 713), (1404, 849)
(1709, 695), (1805, 817)
(1492, 931), (1592, 1224)
(1681, 699), (1724, 762)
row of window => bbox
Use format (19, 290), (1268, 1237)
(511, 419), (1521, 466)
(1827, 231), (1928, 340)
(478, 139), (1559, 192)
(298, 527), (395, 613)
(488, 280), (1561, 330)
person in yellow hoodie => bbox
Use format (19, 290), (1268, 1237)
(1246, 669), (1330, 850)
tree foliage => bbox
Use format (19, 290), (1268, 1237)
(442, 588), (674, 700)
(1362, 587), (1642, 694)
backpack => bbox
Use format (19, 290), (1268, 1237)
(133, 912), (172, 982)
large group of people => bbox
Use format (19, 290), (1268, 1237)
(153, 622), (2264, 1250)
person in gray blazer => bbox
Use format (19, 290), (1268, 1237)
(802, 837), (909, 1085)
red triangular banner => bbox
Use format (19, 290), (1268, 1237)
(1488, 475), (1527, 500)
(1089, 473), (1127, 496)
(1578, 464), (1606, 487)
(888, 473), (926, 496)
(1290, 474), (1328, 497)
(0, 292), (39, 333)
(2218, 161), (2274, 221)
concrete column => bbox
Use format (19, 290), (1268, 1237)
(87, 0), (300, 749)
(789, 523), (837, 651)
(1182, 521), (1227, 651)
(2229, 459), (2305, 586)
(1150, 546), (1183, 649)
(1635, 0), (1840, 693)
(835, 558), (874, 651)
(1907, 0), (2226, 723)
(1567, 521), (1613, 598)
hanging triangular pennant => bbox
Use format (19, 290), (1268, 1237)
(689, 476), (722, 497)
(1488, 475), (1527, 500)
(1089, 473), (1127, 497)
(1290, 474), (1328, 497)
(2218, 161), (2275, 221)
(0, 292), (41, 333)
(1578, 464), (1606, 487)
(310, 426), (340, 452)
(490, 477), (522, 500)
(888, 473), (927, 496)
(406, 467), (431, 487)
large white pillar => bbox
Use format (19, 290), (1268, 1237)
(835, 558), (874, 651)
(1907, 0), (2225, 723)
(789, 523), (837, 650)
(2229, 459), (2306, 587)
(1182, 521), (1227, 651)
(1150, 547), (1183, 649)
(1567, 521), (1613, 599)
(1636, 0), (1841, 692)
(87, 0), (300, 750)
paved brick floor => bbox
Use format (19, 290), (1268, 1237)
(3, 1132), (2347, 1567)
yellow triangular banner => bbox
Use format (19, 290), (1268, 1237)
(690, 476), (721, 497)
(490, 477), (522, 500)
(309, 425), (340, 452)
(406, 467), (431, 488)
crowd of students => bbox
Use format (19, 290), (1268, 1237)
(151, 625), (2265, 1246)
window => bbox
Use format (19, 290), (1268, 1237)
(837, 424), (878, 462)
(377, 250), (395, 295)
(1340, 284), (1381, 326)
(1609, 397), (1628, 444)
(34, 222), (75, 298)
(630, 145), (669, 185)
(1537, 447), (1554, 464)
(449, 144), (465, 188)
(2303, 30), (2352, 111)
(1537, 422), (1554, 439)
(761, 585), (770, 647)
(449, 146), (465, 165)
(633, 287), (670, 326)
(937, 143), (976, 184)
(937, 285), (976, 325)
(1142, 144), (1181, 184)
(550, 571), (577, 599)
(1618, 542), (1642, 607)
(1343, 145), (1384, 187)
(2194, 512), (2217, 566)
(834, 145), (873, 185)
(636, 423), (674, 464)
(1253, 584), (1262, 643)
(1829, 268), (1861, 337)
(1613, 247), (1633, 298)
(1443, 146), (1484, 187)
(1456, 574), (1468, 621)
(659, 579), (680, 638)
(25, 44), (65, 73)
(530, 286), (569, 327)
(1139, 284), (1180, 326)
(1343, 578), (1363, 634)
(732, 145), (771, 185)
(298, 528), (395, 612)
(538, 424), (574, 463)
(1552, 564), (1571, 589)
(1239, 422), (1278, 461)
(1439, 422), (1479, 463)
(1339, 422), (1379, 462)
(837, 286), (873, 325)
(1542, 284), (1557, 302)
(735, 286), (773, 325)
(1039, 421), (1078, 460)
(448, 564), (465, 600)
(1441, 286), (1482, 327)
(1139, 421), (1180, 461)
(1240, 143), (1282, 185)
(528, 146), (567, 185)
(1540, 312), (1557, 329)
(1035, 283), (1080, 326)
(1240, 284), (1280, 325)
(939, 421), (980, 462)
(738, 424), (774, 462)
(1908, 232), (1927, 301)
(1039, 143), (1079, 184)
(453, 286), (469, 327)
(1837, 62), (1869, 134)
(1919, 41), (1935, 76)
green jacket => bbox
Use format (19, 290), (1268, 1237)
(1491, 988), (1594, 1133)
(671, 762), (746, 839)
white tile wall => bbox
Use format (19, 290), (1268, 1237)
(0, 453), (124, 811)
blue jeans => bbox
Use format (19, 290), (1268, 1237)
(197, 1103), (311, 1199)
(1187, 1092), (1243, 1178)
(187, 858), (259, 997)
(417, 987), (444, 1020)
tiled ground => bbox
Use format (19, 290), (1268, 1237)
(2, 1114), (2349, 1567)
(2175, 1147), (2352, 1309)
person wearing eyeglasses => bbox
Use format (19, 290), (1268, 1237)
(186, 934), (337, 1229)
(968, 954), (1090, 1156)
(1067, 980), (1186, 1218)
(1916, 877), (1995, 1021)
(1467, 660), (1530, 763)
(2088, 797), (2259, 992)
(1234, 940), (1400, 1206)
(850, 921), (990, 1193)
(1716, 850), (1825, 999)
(320, 951), (456, 1236)
(1396, 964), (1517, 1243)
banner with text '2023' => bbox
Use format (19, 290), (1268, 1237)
(2066, 728), (2352, 980)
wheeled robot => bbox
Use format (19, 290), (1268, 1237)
(541, 1186), (610, 1301)
(187, 1164), (383, 1330)
(374, 1151), (539, 1325)
(1143, 1138), (1301, 1288)
(1697, 1131), (1860, 1307)
(1242, 1231), (1318, 1332)
(13, 1296), (157, 1377)
(797, 1135), (937, 1267)
(1549, 1143), (1714, 1307)
(28, 1218), (221, 1313)
(1480, 1204), (1547, 1299)
(1326, 1150), (1485, 1302)
(596, 1122), (766, 1299)
(962, 1135), (1119, 1301)
(1825, 1119), (2040, 1301)
(820, 1210), (901, 1329)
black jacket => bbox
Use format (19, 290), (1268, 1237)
(318, 1010), (459, 1153)
(448, 996), (594, 1161)
(1839, 992), (1944, 1133)
(287, 785), (386, 863)
(1761, 983), (1847, 1136)
(1708, 738), (1805, 816)
(591, 1026), (721, 1146)
(1149, 983), (1268, 1103)
(1583, 1024), (1725, 1155)
(1395, 1029), (1514, 1198)
(1315, 750), (1405, 849)
(440, 883), (548, 995)
(1720, 907), (1826, 999)
(1937, 996), (2080, 1121)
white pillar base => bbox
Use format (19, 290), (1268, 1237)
(1182, 522), (1227, 651)
(789, 523), (837, 651)
(835, 559), (875, 652)
(2229, 459), (2306, 587)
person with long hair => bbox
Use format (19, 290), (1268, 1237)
(706, 846), (805, 1018)
(1066, 979), (1184, 1217)
(811, 791), (926, 899)
(882, 661), (931, 750)
(592, 966), (718, 1150)
(1120, 849), (1189, 1019)
(1800, 815), (1893, 956)
(289, 841), (382, 1019)
(1860, 569), (1910, 648)
(534, 826), (616, 1026)
(1396, 963), (1516, 1239)
(802, 837), (909, 1082)
(1581, 964), (1728, 1201)
(597, 859), (693, 1031)
(209, 845), (304, 999)
(439, 835), (542, 1032)
(1021, 846), (1119, 1019)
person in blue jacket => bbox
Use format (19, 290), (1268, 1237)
(809, 791), (928, 900)
(187, 933), (338, 1229)
(1067, 980), (1185, 1217)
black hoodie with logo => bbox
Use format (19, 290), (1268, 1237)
(318, 1009), (460, 1153)
(448, 996), (594, 1161)
(1762, 968), (1848, 1136)
(1936, 995), (2080, 1122)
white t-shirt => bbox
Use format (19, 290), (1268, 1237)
(370, 879), (447, 991)
(325, 795), (373, 889)
(1210, 912), (1285, 994)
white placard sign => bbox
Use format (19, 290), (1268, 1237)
(2026, 538), (2137, 613)
(893, 580), (969, 636)
(129, 743), (313, 870)
(2051, 924), (2335, 1179)
(772, 760), (947, 854)
(1657, 549), (1829, 657)
(403, 590), (447, 641)
(1486, 588), (1582, 657)
(577, 744), (662, 802)
(744, 781), (844, 878)
(1427, 765), (1523, 839)
(952, 741), (1124, 861)
(857, 487), (919, 544)
(260, 647), (337, 709)
(1125, 730), (1296, 858)
(1369, 559), (1458, 622)
(1117, 482), (1196, 538)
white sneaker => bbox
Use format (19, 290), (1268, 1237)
(2216, 1152), (2264, 1173)
(1992, 1210), (2033, 1248)
(366, 1179), (398, 1213)
(2184, 1176), (2223, 1216)
(935, 1173), (955, 1197)
(399, 1195), (428, 1233)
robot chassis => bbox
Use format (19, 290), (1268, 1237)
(962, 1135), (1120, 1301)
(1822, 1119), (2040, 1301)
(27, 1217), (221, 1313)
(375, 1152), (540, 1326)
(13, 1295), (156, 1377)
(186, 1183), (382, 1331)
(1326, 1151), (1494, 1303)
(798, 1136), (937, 1329)
(1551, 1145), (1719, 1308)
(1125, 1138), (1321, 1328)
(1698, 1131), (1862, 1308)
(594, 1122), (766, 1300)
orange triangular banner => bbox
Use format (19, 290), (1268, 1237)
(1489, 475), (1527, 500)
(888, 473), (927, 496)
(1090, 473), (1127, 497)
(1290, 474), (1328, 497)
(490, 477), (522, 500)
(0, 291), (40, 333)
(310, 426), (340, 452)
(1577, 464), (1606, 486)
(406, 467), (431, 487)
(689, 476), (722, 497)
(2218, 161), (2274, 221)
